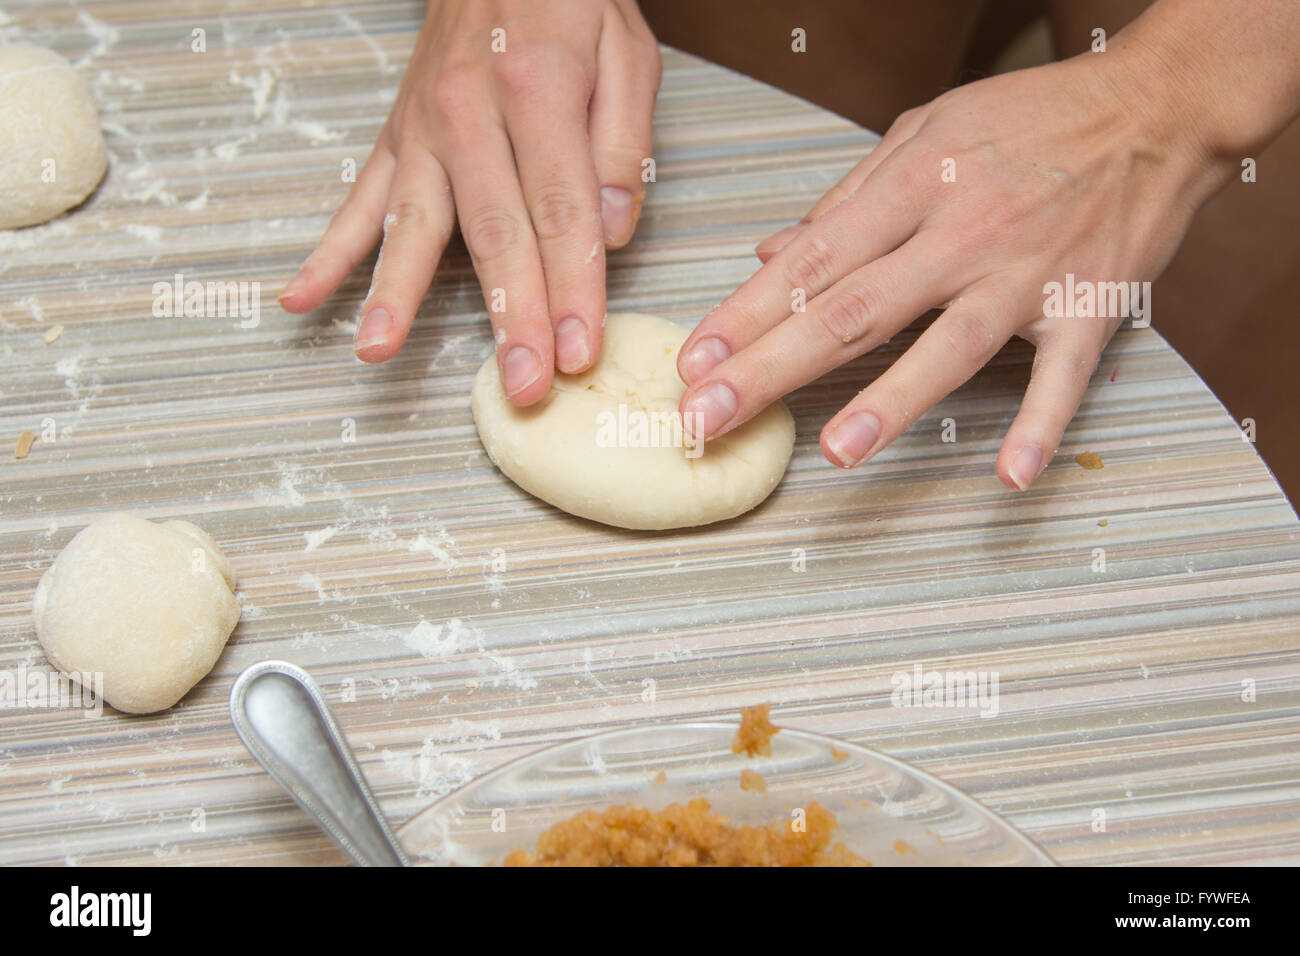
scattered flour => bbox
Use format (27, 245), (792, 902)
(289, 120), (345, 143)
(302, 525), (340, 553)
(396, 617), (537, 690)
(16, 295), (44, 323)
(213, 134), (258, 162)
(124, 223), (163, 243)
(381, 739), (476, 799)
(402, 618), (480, 659)
(230, 67), (276, 121)
(408, 530), (457, 570)
(76, 10), (120, 63)
(483, 652), (538, 691)
(297, 572), (353, 605)
(336, 10), (396, 74)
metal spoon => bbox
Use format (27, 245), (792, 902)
(229, 659), (409, 866)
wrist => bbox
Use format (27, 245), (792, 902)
(1077, 30), (1236, 206)
(1104, 0), (1300, 169)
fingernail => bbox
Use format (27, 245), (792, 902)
(503, 346), (542, 397)
(1009, 444), (1044, 490)
(825, 412), (882, 467)
(600, 186), (639, 246)
(278, 269), (307, 303)
(554, 316), (589, 373)
(680, 336), (731, 383)
(681, 382), (738, 439)
(355, 308), (393, 352)
(755, 223), (807, 257)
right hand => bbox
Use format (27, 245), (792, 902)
(279, 0), (661, 405)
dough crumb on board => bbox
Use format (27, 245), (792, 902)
(739, 768), (767, 794)
(1075, 451), (1105, 470)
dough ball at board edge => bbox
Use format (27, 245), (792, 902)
(32, 514), (240, 714)
(0, 43), (109, 230)
(471, 313), (796, 531)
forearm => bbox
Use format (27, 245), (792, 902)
(1106, 0), (1300, 160)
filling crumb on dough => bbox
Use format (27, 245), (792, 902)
(732, 702), (780, 757)
(502, 798), (869, 867)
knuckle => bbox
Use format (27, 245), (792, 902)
(897, 148), (943, 201)
(894, 105), (925, 132)
(721, 293), (764, 333)
(942, 309), (1000, 364)
(783, 235), (840, 295)
(528, 185), (583, 241)
(820, 182), (852, 210)
(496, 52), (591, 104)
(745, 350), (785, 398)
(649, 43), (664, 85)
(384, 197), (429, 233)
(633, 30), (663, 79)
(463, 206), (522, 262)
(492, 52), (547, 97)
(430, 64), (478, 121)
(324, 201), (355, 234)
(816, 283), (883, 346)
(304, 245), (349, 279)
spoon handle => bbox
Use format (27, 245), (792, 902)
(230, 660), (409, 867)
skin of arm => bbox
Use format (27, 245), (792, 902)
(677, 0), (1300, 490)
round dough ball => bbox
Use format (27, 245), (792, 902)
(32, 514), (240, 714)
(0, 43), (108, 229)
(471, 313), (796, 530)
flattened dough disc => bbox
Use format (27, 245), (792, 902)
(471, 313), (795, 530)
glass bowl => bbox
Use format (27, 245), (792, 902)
(397, 721), (1054, 866)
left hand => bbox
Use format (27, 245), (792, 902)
(676, 45), (1229, 490)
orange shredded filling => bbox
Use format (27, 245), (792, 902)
(732, 703), (780, 757)
(503, 798), (868, 867)
(739, 768), (767, 794)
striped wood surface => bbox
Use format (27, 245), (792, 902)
(0, 0), (1298, 865)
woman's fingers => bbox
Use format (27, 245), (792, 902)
(440, 114), (554, 406)
(995, 323), (1112, 491)
(353, 147), (455, 363)
(589, 9), (660, 249)
(678, 152), (927, 386)
(679, 232), (958, 442)
(755, 103), (933, 261)
(818, 283), (1020, 468)
(279, 145), (397, 313)
(282, 4), (657, 377)
(502, 69), (607, 375)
